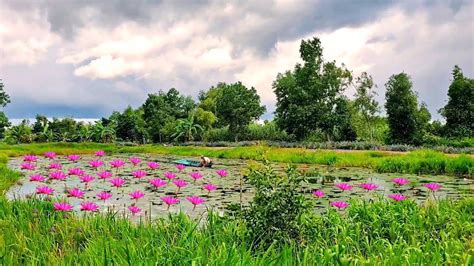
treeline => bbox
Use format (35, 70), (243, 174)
(0, 37), (472, 146)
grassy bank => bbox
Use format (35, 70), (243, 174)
(0, 197), (472, 264)
(0, 142), (472, 177)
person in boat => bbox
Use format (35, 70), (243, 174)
(199, 155), (212, 167)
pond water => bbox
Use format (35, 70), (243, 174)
(7, 153), (473, 220)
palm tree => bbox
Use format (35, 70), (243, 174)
(171, 115), (203, 142)
(5, 123), (34, 144)
(92, 122), (116, 143)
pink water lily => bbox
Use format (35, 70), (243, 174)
(203, 183), (217, 194)
(110, 159), (125, 169)
(95, 150), (106, 157)
(89, 159), (104, 168)
(129, 157), (141, 166)
(23, 154), (38, 162)
(388, 194), (406, 201)
(79, 175), (95, 183)
(164, 172), (177, 180)
(392, 178), (409, 186)
(359, 183), (379, 191)
(149, 178), (167, 189)
(161, 196), (180, 210)
(67, 188), (85, 198)
(97, 191), (112, 201)
(49, 171), (67, 181)
(189, 172), (203, 182)
(53, 202), (73, 212)
(175, 164), (186, 172)
(110, 177), (126, 188)
(80, 201), (99, 212)
(68, 168), (85, 176)
(97, 170), (113, 180)
(132, 170), (147, 179)
(216, 169), (228, 177)
(36, 185), (54, 195)
(331, 201), (349, 210)
(128, 205), (141, 215)
(129, 190), (145, 200)
(67, 154), (81, 161)
(172, 179), (188, 188)
(21, 162), (35, 170)
(335, 183), (352, 191)
(44, 152), (57, 159)
(312, 190), (325, 198)
(186, 196), (205, 210)
(147, 161), (160, 169)
(49, 162), (62, 170)
(424, 183), (442, 191)
(29, 174), (46, 182)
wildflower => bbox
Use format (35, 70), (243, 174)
(392, 178), (409, 186)
(132, 170), (147, 179)
(49, 171), (67, 181)
(203, 184), (217, 194)
(110, 159), (125, 168)
(335, 183), (352, 191)
(80, 202), (99, 212)
(23, 154), (38, 162)
(49, 162), (62, 170)
(21, 163), (35, 170)
(97, 170), (112, 180)
(68, 168), (85, 176)
(129, 157), (141, 166)
(312, 190), (325, 198)
(128, 205), (141, 215)
(172, 179), (188, 188)
(149, 178), (167, 188)
(97, 191), (112, 201)
(79, 175), (95, 183)
(424, 183), (442, 191)
(147, 161), (160, 169)
(388, 194), (406, 201)
(29, 174), (46, 182)
(53, 202), (73, 212)
(44, 152), (56, 159)
(175, 164), (186, 172)
(359, 183), (379, 191)
(67, 154), (81, 161)
(331, 201), (349, 210)
(189, 172), (203, 182)
(161, 196), (180, 210)
(36, 185), (54, 195)
(110, 177), (126, 188)
(89, 159), (104, 168)
(129, 190), (145, 200)
(164, 172), (177, 180)
(216, 169), (228, 177)
(186, 196), (205, 210)
(95, 150), (106, 157)
(68, 188), (85, 198)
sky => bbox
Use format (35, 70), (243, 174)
(0, 0), (473, 121)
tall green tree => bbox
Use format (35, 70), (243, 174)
(273, 37), (354, 141)
(352, 72), (380, 141)
(0, 79), (11, 139)
(116, 106), (148, 143)
(440, 66), (474, 137)
(385, 73), (429, 145)
(171, 115), (203, 142)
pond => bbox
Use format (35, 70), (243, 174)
(7, 153), (473, 220)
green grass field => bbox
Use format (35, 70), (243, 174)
(0, 143), (472, 264)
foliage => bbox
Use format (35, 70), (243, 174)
(352, 72), (382, 141)
(273, 37), (354, 141)
(0, 79), (11, 108)
(5, 120), (34, 144)
(0, 112), (11, 139)
(171, 115), (203, 142)
(441, 65), (474, 137)
(115, 106), (148, 143)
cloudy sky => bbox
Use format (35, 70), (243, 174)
(0, 0), (472, 121)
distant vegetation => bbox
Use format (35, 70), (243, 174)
(0, 36), (472, 148)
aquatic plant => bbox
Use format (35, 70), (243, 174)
(80, 202), (99, 212)
(164, 172), (177, 180)
(359, 183), (379, 191)
(49, 171), (67, 181)
(161, 196), (180, 210)
(132, 170), (147, 179)
(49, 162), (62, 170)
(147, 161), (160, 169)
(36, 185), (54, 195)
(388, 194), (406, 201)
(95, 150), (106, 157)
(67, 188), (85, 198)
(331, 201), (349, 209)
(110, 159), (125, 169)
(129, 157), (141, 166)
(68, 168), (85, 176)
(97, 170), (112, 180)
(149, 178), (167, 189)
(312, 190), (325, 198)
(23, 154), (38, 162)
(43, 151), (56, 159)
(216, 169), (228, 177)
(335, 183), (352, 191)
(29, 173), (46, 182)
(97, 191), (112, 201)
(67, 154), (81, 161)
(392, 177), (409, 186)
(53, 202), (73, 212)
(186, 196), (205, 210)
(176, 164), (186, 172)
(89, 159), (104, 168)
(110, 177), (126, 188)
(20, 162), (35, 170)
(129, 190), (145, 201)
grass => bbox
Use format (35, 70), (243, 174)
(0, 142), (472, 177)
(0, 143), (472, 264)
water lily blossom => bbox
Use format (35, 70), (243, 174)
(132, 170), (147, 179)
(44, 152), (57, 159)
(331, 201), (349, 210)
(21, 162), (36, 170)
(359, 183), (379, 191)
(95, 150), (106, 157)
(97, 170), (113, 180)
(67, 188), (85, 198)
(216, 169), (228, 177)
(110, 159), (125, 169)
(392, 178), (410, 186)
(161, 196), (180, 210)
(97, 191), (112, 201)
(79, 175), (95, 183)
(129, 190), (145, 201)
(172, 179), (188, 188)
(164, 172), (177, 180)
(189, 172), (203, 183)
(68, 168), (85, 176)
(36, 185), (54, 195)
(203, 184), (217, 194)
(335, 183), (352, 191)
(23, 154), (38, 162)
(110, 177), (126, 188)
(53, 202), (73, 212)
(424, 183), (442, 191)
(49, 162), (62, 170)
(80, 202), (99, 212)
(147, 161), (160, 170)
(128, 205), (141, 215)
(186, 196), (205, 210)
(149, 178), (167, 189)
(388, 194), (406, 201)
(29, 174), (46, 182)
(129, 157), (141, 166)
(67, 154), (81, 161)
(49, 171), (67, 181)
(175, 164), (186, 172)
(89, 160), (104, 169)
(312, 190), (325, 198)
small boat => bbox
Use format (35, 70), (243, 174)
(172, 159), (202, 167)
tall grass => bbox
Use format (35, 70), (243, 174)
(0, 143), (472, 177)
